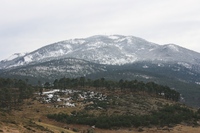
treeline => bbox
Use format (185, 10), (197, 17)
(0, 78), (34, 110)
(47, 104), (200, 129)
(50, 77), (180, 101)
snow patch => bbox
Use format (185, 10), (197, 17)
(178, 62), (192, 69)
(43, 89), (60, 94)
(108, 35), (120, 40)
(126, 37), (133, 44)
(24, 55), (33, 63)
(63, 44), (72, 50)
(7, 60), (25, 68)
(167, 44), (179, 52)
(143, 65), (149, 68)
(65, 102), (75, 107)
(158, 63), (164, 67)
(149, 48), (154, 51)
(195, 82), (200, 85)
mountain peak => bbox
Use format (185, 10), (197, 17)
(1, 35), (200, 69)
(163, 44), (180, 52)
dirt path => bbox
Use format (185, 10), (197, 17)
(35, 121), (75, 133)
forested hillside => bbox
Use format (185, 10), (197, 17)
(0, 77), (200, 133)
(52, 77), (180, 102)
(0, 78), (34, 110)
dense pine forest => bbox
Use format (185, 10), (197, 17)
(51, 77), (180, 101)
(0, 78), (34, 110)
(0, 77), (180, 110)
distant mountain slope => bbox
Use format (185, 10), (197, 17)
(1, 35), (200, 70)
(1, 58), (107, 82)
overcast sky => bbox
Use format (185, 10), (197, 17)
(0, 0), (200, 60)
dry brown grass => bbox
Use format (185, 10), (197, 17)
(0, 90), (200, 133)
(0, 98), (78, 133)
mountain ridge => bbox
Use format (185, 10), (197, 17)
(1, 35), (200, 70)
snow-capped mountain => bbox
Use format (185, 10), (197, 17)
(1, 35), (200, 107)
(1, 35), (200, 70)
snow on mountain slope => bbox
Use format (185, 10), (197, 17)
(1, 35), (200, 70)
(3, 53), (26, 61)
(3, 58), (107, 80)
(2, 35), (200, 108)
